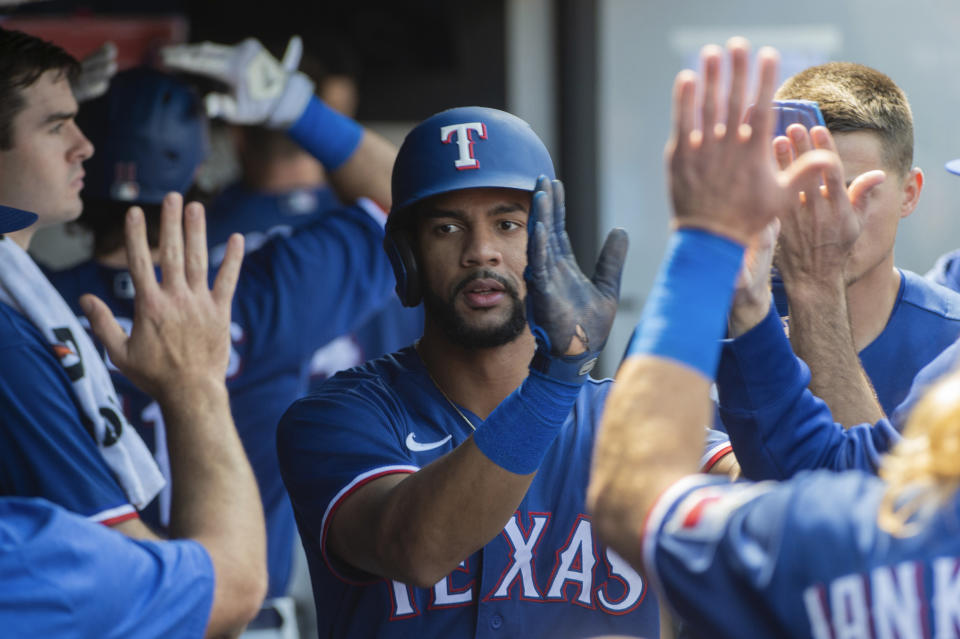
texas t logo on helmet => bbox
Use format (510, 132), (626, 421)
(440, 122), (487, 170)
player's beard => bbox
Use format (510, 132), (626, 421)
(423, 269), (526, 349)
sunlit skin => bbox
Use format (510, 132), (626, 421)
(0, 70), (94, 248)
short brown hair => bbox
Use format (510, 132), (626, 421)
(0, 28), (79, 150)
(775, 62), (913, 175)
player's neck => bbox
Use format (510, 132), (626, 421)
(846, 258), (901, 352)
(417, 326), (536, 420)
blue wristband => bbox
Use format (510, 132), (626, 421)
(624, 228), (744, 378)
(472, 370), (581, 474)
(287, 96), (363, 170)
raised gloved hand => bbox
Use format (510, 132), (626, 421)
(161, 36), (314, 129)
(525, 176), (628, 383)
(72, 42), (117, 103)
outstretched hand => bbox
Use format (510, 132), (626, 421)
(79, 193), (244, 401)
(666, 38), (838, 245)
(161, 36), (313, 128)
(525, 177), (628, 362)
(773, 124), (885, 286)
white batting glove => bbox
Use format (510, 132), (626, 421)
(72, 42), (118, 103)
(160, 36), (314, 129)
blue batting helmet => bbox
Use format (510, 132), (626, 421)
(78, 67), (209, 205)
(385, 106), (555, 306)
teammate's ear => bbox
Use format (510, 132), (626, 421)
(899, 167), (923, 219)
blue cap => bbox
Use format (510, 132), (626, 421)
(78, 67), (209, 205)
(0, 205), (36, 234)
(390, 106), (555, 217)
(771, 100), (826, 138)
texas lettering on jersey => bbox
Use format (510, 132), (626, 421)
(804, 557), (960, 639)
(385, 511), (646, 619)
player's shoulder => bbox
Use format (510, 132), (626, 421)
(899, 268), (960, 320)
(284, 346), (420, 421)
(0, 300), (42, 352)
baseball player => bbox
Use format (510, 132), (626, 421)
(48, 57), (397, 611)
(0, 27), (172, 528)
(0, 190), (266, 637)
(763, 62), (960, 426)
(591, 37), (960, 639)
(276, 105), (664, 637)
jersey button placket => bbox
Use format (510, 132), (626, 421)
(489, 613), (503, 630)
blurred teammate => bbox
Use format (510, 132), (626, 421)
(277, 106), (662, 637)
(202, 39), (421, 382)
(590, 37), (960, 639)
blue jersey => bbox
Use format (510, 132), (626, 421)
(277, 347), (659, 638)
(773, 269), (960, 414)
(206, 182), (423, 385)
(717, 305), (901, 479)
(49, 200), (395, 597)
(891, 337), (960, 429)
(644, 471), (960, 639)
(0, 301), (135, 524)
(0, 496), (213, 638)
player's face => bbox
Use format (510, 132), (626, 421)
(833, 131), (921, 284)
(417, 187), (530, 349)
(0, 70), (93, 231)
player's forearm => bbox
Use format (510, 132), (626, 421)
(786, 280), (884, 427)
(588, 356), (710, 570)
(327, 129), (396, 210)
(157, 377), (266, 634)
(287, 97), (396, 210)
(362, 440), (536, 588)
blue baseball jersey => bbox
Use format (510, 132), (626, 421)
(644, 471), (960, 639)
(206, 183), (423, 385)
(773, 269), (960, 414)
(891, 336), (960, 429)
(717, 305), (901, 479)
(0, 496), (213, 638)
(0, 300), (135, 524)
(48, 200), (395, 598)
(277, 346), (660, 638)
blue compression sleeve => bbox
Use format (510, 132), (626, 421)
(288, 96), (363, 170)
(472, 370), (581, 474)
(625, 228), (744, 378)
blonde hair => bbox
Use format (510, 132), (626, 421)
(878, 369), (960, 536)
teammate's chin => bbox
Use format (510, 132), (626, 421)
(423, 285), (526, 349)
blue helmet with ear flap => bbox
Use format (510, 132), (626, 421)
(384, 106), (555, 307)
(78, 66), (209, 205)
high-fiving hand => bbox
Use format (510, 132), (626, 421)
(526, 177), (628, 381)
(79, 193), (244, 402)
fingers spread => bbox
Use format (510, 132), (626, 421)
(124, 206), (159, 297)
(281, 35), (304, 72)
(773, 136), (794, 170)
(723, 37), (749, 134)
(699, 45), (723, 144)
(749, 46), (780, 143)
(670, 70), (698, 158)
(159, 192), (186, 288)
(212, 233), (244, 308)
(592, 228), (629, 299)
(183, 201), (209, 289)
